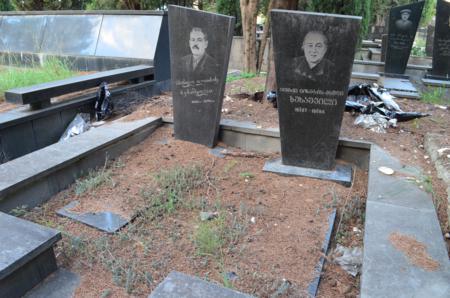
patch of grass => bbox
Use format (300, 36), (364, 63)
(239, 172), (255, 179)
(140, 164), (204, 216)
(0, 58), (75, 100)
(226, 72), (257, 82)
(9, 205), (28, 217)
(421, 87), (447, 105)
(74, 166), (114, 195)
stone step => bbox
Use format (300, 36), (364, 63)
(0, 212), (61, 298)
(149, 271), (254, 298)
(361, 145), (450, 297)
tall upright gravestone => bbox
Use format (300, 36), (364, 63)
(429, 0), (450, 80)
(384, 1), (424, 76)
(168, 6), (235, 147)
(265, 10), (360, 185)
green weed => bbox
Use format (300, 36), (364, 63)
(226, 72), (257, 82)
(74, 167), (114, 195)
(421, 87), (448, 105)
(239, 172), (255, 179)
(9, 205), (28, 217)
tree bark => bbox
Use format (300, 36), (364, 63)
(263, 0), (298, 97)
(240, 0), (259, 73)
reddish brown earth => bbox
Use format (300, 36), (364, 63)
(5, 75), (449, 297)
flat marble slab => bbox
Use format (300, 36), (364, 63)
(263, 158), (353, 187)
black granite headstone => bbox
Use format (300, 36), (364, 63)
(271, 10), (361, 170)
(385, 2), (424, 75)
(429, 0), (450, 80)
(168, 6), (235, 147)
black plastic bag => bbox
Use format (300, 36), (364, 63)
(95, 82), (113, 121)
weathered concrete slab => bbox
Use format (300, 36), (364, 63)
(263, 158), (353, 187)
(24, 268), (80, 298)
(361, 145), (450, 298)
(0, 117), (162, 212)
(0, 212), (61, 298)
(0, 212), (61, 280)
(351, 71), (380, 81)
(57, 201), (129, 233)
(149, 271), (254, 298)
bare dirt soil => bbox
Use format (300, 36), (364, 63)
(8, 75), (450, 297)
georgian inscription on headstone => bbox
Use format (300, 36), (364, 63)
(271, 10), (361, 170)
(385, 1), (424, 75)
(430, 0), (450, 79)
(168, 6), (235, 147)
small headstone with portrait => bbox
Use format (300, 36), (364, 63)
(384, 2), (424, 77)
(168, 5), (235, 147)
(263, 10), (361, 186)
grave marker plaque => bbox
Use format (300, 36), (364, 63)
(168, 6), (235, 147)
(271, 10), (361, 170)
(430, 0), (450, 80)
(385, 2), (424, 75)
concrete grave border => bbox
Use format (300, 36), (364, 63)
(0, 116), (447, 297)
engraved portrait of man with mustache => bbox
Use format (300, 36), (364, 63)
(180, 27), (219, 79)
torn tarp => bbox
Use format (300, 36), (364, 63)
(346, 83), (429, 122)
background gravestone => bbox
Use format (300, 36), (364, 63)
(168, 6), (235, 147)
(429, 0), (450, 80)
(384, 1), (424, 76)
(271, 10), (361, 170)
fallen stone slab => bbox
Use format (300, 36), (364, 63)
(0, 212), (61, 298)
(57, 201), (129, 233)
(149, 271), (254, 298)
(361, 145), (450, 298)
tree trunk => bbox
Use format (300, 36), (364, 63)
(263, 0), (298, 97)
(240, 0), (259, 73)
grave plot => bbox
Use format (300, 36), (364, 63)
(21, 124), (368, 297)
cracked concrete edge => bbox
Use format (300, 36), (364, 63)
(424, 133), (450, 229)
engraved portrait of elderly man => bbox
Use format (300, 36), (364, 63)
(293, 31), (335, 82)
(395, 9), (413, 31)
(180, 27), (219, 79)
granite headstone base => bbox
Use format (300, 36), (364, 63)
(377, 76), (420, 99)
(57, 201), (129, 233)
(379, 72), (410, 79)
(263, 158), (353, 187)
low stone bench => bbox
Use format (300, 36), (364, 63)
(5, 64), (154, 109)
(0, 212), (61, 298)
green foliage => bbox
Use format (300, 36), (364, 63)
(195, 216), (225, 256)
(226, 72), (257, 82)
(0, 58), (75, 100)
(307, 0), (373, 40)
(74, 167), (114, 195)
(0, 0), (14, 10)
(9, 205), (28, 217)
(421, 0), (436, 27)
(216, 0), (242, 35)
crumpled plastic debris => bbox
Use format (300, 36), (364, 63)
(266, 90), (277, 108)
(332, 245), (363, 277)
(95, 82), (113, 121)
(346, 84), (429, 123)
(354, 112), (391, 133)
(59, 113), (90, 141)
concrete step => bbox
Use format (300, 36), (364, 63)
(0, 116), (162, 213)
(361, 145), (450, 297)
(0, 212), (61, 298)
